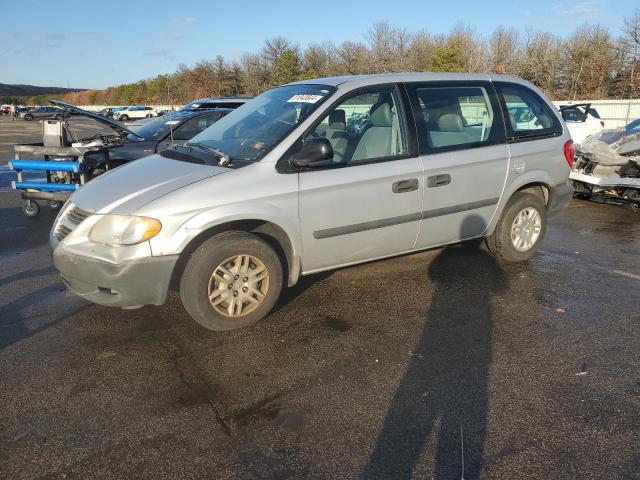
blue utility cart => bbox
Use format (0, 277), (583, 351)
(10, 119), (108, 217)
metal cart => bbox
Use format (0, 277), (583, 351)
(9, 119), (108, 217)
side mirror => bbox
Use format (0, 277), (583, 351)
(290, 137), (333, 167)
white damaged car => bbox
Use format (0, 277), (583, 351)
(570, 129), (640, 205)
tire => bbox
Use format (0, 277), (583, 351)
(48, 200), (62, 210)
(22, 200), (40, 218)
(180, 231), (284, 331)
(485, 191), (547, 262)
(24, 114), (33, 121)
(119, 114), (129, 121)
(54, 114), (63, 120)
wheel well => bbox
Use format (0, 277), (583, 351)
(169, 220), (296, 291)
(517, 183), (549, 206)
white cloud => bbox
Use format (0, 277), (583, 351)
(168, 16), (196, 26)
(553, 1), (602, 17)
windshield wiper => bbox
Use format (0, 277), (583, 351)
(186, 142), (231, 166)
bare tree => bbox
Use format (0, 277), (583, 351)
(621, 9), (640, 97)
(488, 27), (520, 74)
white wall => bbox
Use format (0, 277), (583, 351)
(77, 105), (183, 112)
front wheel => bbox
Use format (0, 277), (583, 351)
(485, 191), (547, 262)
(24, 114), (33, 121)
(180, 231), (283, 331)
(119, 114), (129, 121)
(54, 114), (63, 120)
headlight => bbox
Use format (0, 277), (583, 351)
(89, 214), (161, 245)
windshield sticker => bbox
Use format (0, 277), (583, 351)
(287, 94), (324, 104)
(164, 120), (180, 125)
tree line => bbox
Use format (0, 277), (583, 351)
(46, 11), (640, 105)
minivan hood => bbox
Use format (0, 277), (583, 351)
(70, 154), (229, 214)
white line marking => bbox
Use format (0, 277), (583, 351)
(610, 270), (640, 281)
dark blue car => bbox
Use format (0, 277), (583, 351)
(107, 108), (231, 164)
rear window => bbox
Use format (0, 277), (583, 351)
(497, 83), (562, 142)
(408, 82), (505, 153)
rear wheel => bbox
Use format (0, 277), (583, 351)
(119, 114), (129, 121)
(180, 231), (283, 331)
(54, 114), (63, 120)
(485, 191), (547, 262)
(24, 114), (33, 121)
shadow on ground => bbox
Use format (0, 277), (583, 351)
(361, 216), (507, 479)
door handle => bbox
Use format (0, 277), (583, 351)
(427, 174), (451, 188)
(392, 178), (419, 193)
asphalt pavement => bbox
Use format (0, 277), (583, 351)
(0, 115), (639, 479)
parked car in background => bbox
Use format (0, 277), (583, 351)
(179, 96), (252, 111)
(22, 106), (69, 121)
(50, 73), (573, 332)
(107, 108), (231, 164)
(559, 103), (605, 144)
(96, 107), (125, 119)
(1, 104), (10, 114)
(15, 106), (30, 117)
(112, 106), (158, 121)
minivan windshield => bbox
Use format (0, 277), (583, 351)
(187, 84), (335, 162)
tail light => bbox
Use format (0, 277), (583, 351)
(563, 139), (574, 168)
(600, 120), (605, 128)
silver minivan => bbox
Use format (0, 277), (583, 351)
(50, 73), (574, 330)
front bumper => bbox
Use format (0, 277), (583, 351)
(547, 180), (574, 218)
(53, 249), (178, 307)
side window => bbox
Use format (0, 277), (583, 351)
(497, 83), (562, 141)
(304, 86), (408, 165)
(410, 84), (501, 152)
(173, 114), (220, 141)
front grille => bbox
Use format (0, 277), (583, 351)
(54, 224), (72, 240)
(54, 204), (93, 241)
(66, 206), (92, 224)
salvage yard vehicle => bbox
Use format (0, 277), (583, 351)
(112, 105), (157, 121)
(22, 106), (68, 121)
(559, 103), (604, 144)
(570, 129), (640, 206)
(106, 107), (231, 164)
(50, 73), (573, 331)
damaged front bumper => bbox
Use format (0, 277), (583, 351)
(53, 249), (178, 307)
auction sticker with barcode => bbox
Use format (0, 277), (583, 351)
(287, 94), (324, 103)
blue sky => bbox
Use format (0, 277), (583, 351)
(0, 0), (635, 89)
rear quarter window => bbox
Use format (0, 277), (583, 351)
(496, 82), (562, 142)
